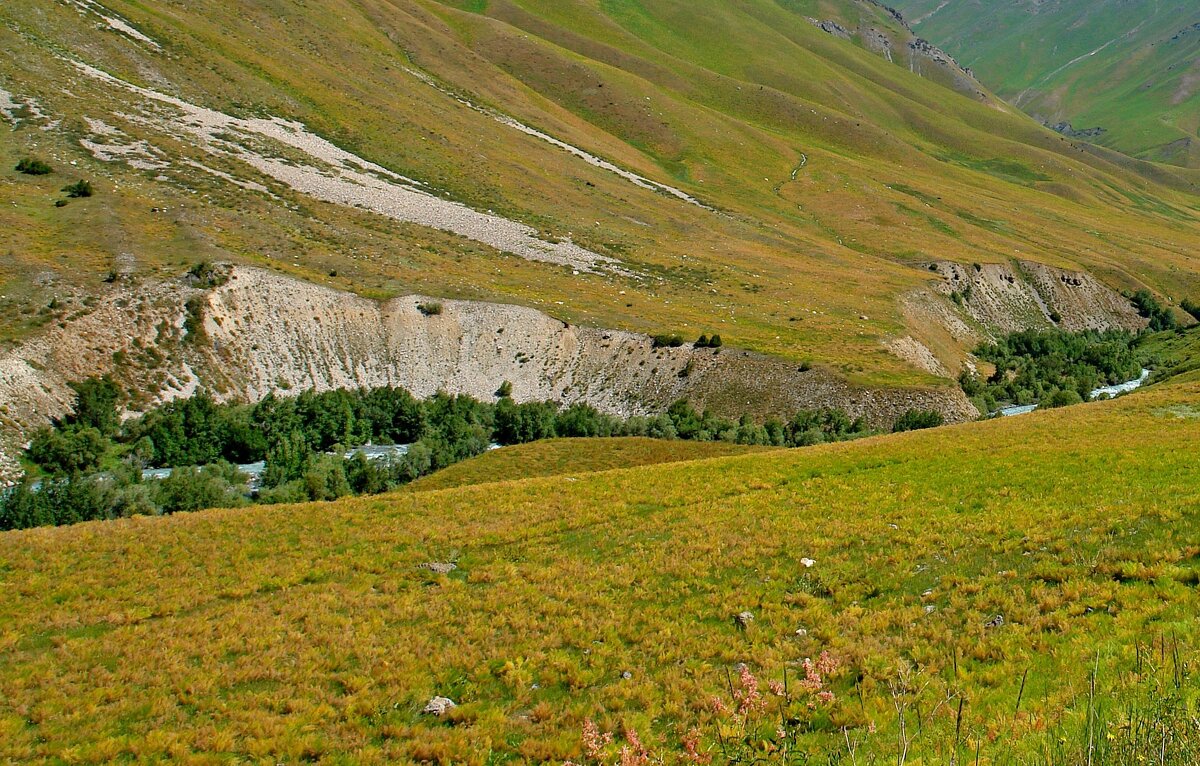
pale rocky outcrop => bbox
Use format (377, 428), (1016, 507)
(0, 266), (977, 479)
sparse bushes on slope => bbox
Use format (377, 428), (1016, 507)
(651, 333), (685, 348)
(1128, 289), (1176, 331)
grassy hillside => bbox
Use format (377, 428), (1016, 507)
(894, 0), (1200, 167)
(407, 437), (773, 491)
(1, 0), (1199, 389)
(3, 372), (1200, 762)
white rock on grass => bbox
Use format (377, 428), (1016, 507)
(422, 696), (457, 716)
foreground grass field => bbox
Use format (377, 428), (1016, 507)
(2, 374), (1200, 763)
(406, 438), (774, 492)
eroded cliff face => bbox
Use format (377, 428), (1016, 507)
(0, 266), (981, 478)
(0, 257), (1154, 479)
(926, 260), (1147, 333)
(884, 258), (1149, 382)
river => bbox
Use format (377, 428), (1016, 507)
(995, 368), (1150, 418)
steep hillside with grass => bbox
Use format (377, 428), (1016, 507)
(2, 0), (1199, 415)
(3, 371), (1200, 762)
(893, 0), (1200, 167)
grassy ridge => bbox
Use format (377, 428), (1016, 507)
(406, 437), (774, 492)
(2, 375), (1200, 761)
(1, 0), (1199, 387)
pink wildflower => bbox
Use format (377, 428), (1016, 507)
(709, 695), (729, 714)
(682, 727), (711, 764)
(817, 690), (835, 704)
(768, 680), (786, 697)
(734, 665), (767, 716)
(816, 650), (841, 677)
(797, 657), (823, 693)
(583, 719), (613, 760)
(619, 727), (651, 766)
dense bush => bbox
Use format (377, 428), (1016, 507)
(892, 409), (945, 433)
(1043, 388), (1084, 409)
(62, 179), (94, 198)
(651, 333), (685, 348)
(15, 157), (52, 175)
(1181, 298), (1200, 323)
(26, 426), (108, 475)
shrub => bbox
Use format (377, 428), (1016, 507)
(1044, 388), (1084, 408)
(183, 296), (209, 345)
(155, 464), (247, 514)
(62, 180), (94, 198)
(893, 409), (944, 433)
(417, 302), (443, 316)
(1181, 298), (1200, 323)
(495, 381), (513, 398)
(27, 426), (108, 475)
(68, 375), (121, 435)
(651, 333), (684, 348)
(15, 157), (52, 175)
(187, 261), (230, 288)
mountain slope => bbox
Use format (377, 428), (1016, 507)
(0, 0), (1198, 421)
(3, 369), (1200, 761)
(893, 0), (1200, 167)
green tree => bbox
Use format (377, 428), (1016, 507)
(892, 410), (945, 433)
(27, 426), (108, 475)
(262, 430), (313, 488)
(68, 376), (121, 435)
(1044, 388), (1085, 408)
(155, 464), (246, 514)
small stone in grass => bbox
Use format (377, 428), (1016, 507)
(423, 696), (456, 716)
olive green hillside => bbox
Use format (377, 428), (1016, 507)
(893, 0), (1200, 168)
(1, 0), (1199, 390)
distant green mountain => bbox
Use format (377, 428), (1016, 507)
(893, 0), (1200, 167)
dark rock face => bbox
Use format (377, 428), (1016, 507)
(1048, 121), (1107, 140)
